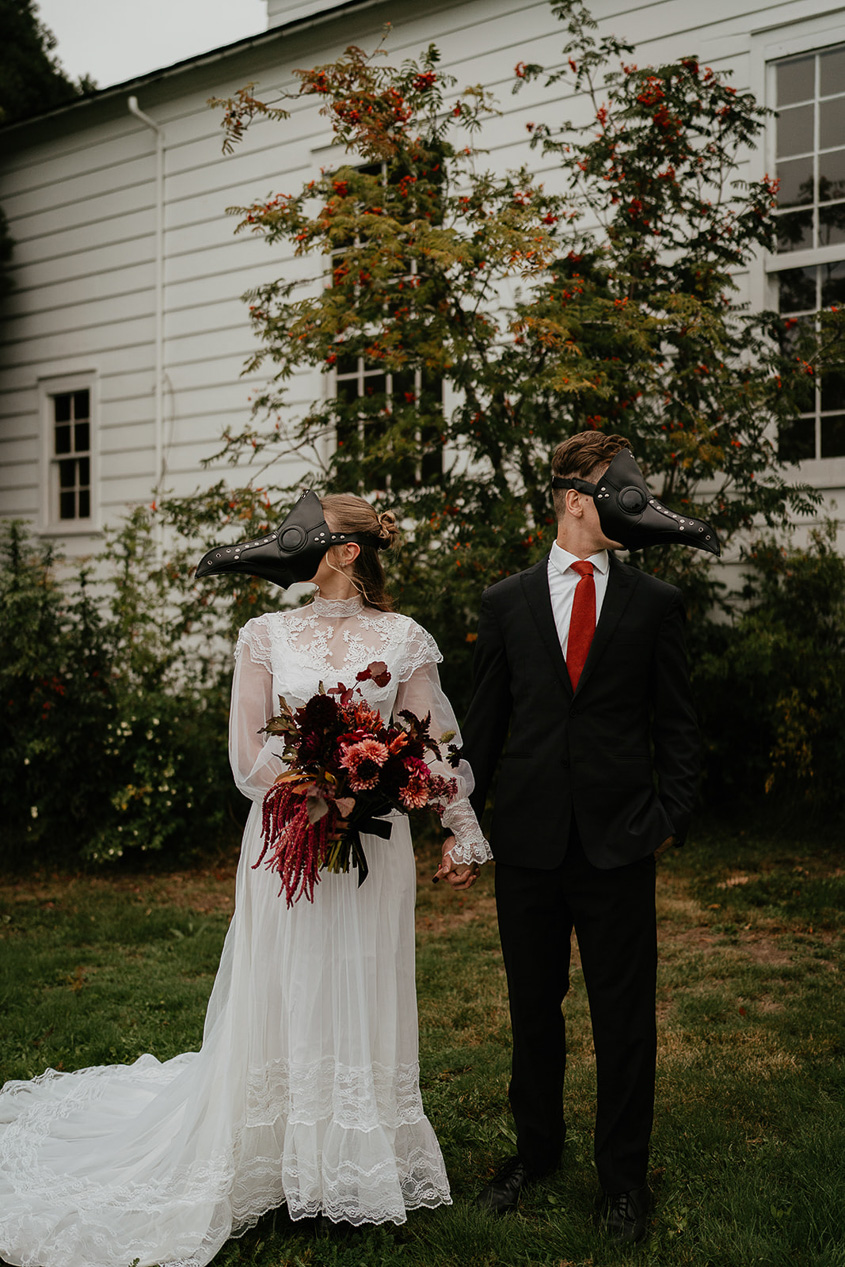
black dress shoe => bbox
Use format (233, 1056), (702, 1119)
(598, 1185), (652, 1243)
(476, 1156), (531, 1214)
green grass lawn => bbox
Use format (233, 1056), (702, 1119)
(1, 828), (843, 1267)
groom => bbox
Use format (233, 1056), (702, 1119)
(440, 431), (709, 1242)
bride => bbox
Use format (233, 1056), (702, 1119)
(0, 491), (490, 1267)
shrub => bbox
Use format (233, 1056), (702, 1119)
(694, 523), (845, 824)
(0, 519), (241, 869)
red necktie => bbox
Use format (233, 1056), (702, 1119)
(567, 560), (595, 689)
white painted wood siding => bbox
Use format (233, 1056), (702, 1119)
(1, 0), (844, 553)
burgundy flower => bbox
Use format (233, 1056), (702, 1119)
(303, 693), (341, 731)
(356, 660), (391, 688)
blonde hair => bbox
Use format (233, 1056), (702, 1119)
(320, 493), (400, 612)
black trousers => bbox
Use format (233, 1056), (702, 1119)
(494, 823), (657, 1193)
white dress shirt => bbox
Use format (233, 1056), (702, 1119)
(547, 541), (610, 659)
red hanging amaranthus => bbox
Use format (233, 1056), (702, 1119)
(256, 776), (336, 905)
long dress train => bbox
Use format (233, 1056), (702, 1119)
(0, 595), (490, 1267)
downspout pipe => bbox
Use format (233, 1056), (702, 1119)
(128, 95), (165, 556)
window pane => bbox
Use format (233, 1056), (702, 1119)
(421, 451), (443, 484)
(820, 49), (845, 98)
(819, 148), (845, 202)
(53, 393), (71, 424)
(779, 268), (816, 313)
(821, 367), (845, 411)
(821, 413), (845, 456)
(776, 104), (814, 158)
(73, 389), (90, 419)
(791, 370), (816, 415)
(74, 421), (90, 453)
(392, 370), (416, 406)
(78, 457), (90, 486)
(336, 352), (358, 378)
(778, 416), (816, 461)
(363, 418), (390, 489)
(58, 459), (76, 489)
(777, 56), (814, 107)
(819, 203), (845, 246)
(776, 208), (813, 252)
(820, 97), (845, 151)
(78, 489), (90, 519)
(54, 423), (72, 455)
(776, 155), (813, 206)
(362, 373), (386, 398)
(336, 418), (359, 450)
(421, 425), (444, 484)
(822, 260), (845, 306)
(337, 377), (360, 406)
(60, 491), (76, 519)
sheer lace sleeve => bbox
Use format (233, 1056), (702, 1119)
(393, 627), (492, 868)
(229, 618), (284, 803)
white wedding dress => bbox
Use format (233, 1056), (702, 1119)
(0, 595), (490, 1267)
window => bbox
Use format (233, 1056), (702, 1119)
(329, 161), (444, 490)
(773, 47), (845, 254)
(39, 376), (97, 533)
(335, 354), (444, 491)
(771, 46), (845, 460)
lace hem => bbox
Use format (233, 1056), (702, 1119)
(0, 1059), (450, 1266)
(441, 799), (492, 866)
(244, 1056), (427, 1131)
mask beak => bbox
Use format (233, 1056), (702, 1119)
(553, 449), (721, 556)
(195, 490), (345, 589)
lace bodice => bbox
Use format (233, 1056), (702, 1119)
(230, 595), (490, 866)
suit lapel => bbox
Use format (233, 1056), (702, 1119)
(574, 553), (638, 696)
(520, 557), (573, 696)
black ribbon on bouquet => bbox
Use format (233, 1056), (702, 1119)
(347, 812), (393, 888)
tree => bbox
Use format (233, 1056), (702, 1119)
(0, 2), (96, 298)
(181, 0), (842, 710)
(0, 0), (93, 125)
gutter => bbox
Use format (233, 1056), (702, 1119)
(127, 96), (165, 559)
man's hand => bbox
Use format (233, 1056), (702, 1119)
(654, 835), (676, 862)
(434, 835), (480, 889)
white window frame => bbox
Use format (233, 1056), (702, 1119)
(749, 12), (845, 483)
(311, 144), (447, 490)
(38, 371), (100, 536)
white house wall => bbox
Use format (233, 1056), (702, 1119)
(1, 0), (844, 557)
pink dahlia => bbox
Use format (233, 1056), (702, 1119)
(340, 738), (389, 791)
(399, 757), (432, 809)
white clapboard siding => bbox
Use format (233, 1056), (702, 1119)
(2, 0), (844, 554)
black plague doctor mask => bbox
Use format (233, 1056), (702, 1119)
(195, 489), (387, 588)
(552, 448), (720, 555)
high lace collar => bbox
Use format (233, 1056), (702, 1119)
(309, 593), (365, 618)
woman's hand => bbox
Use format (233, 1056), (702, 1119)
(433, 835), (480, 889)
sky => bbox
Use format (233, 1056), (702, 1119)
(37, 0), (269, 90)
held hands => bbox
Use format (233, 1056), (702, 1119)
(433, 835), (480, 890)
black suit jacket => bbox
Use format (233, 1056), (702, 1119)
(461, 552), (700, 870)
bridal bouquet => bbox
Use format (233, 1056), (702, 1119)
(255, 661), (459, 905)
